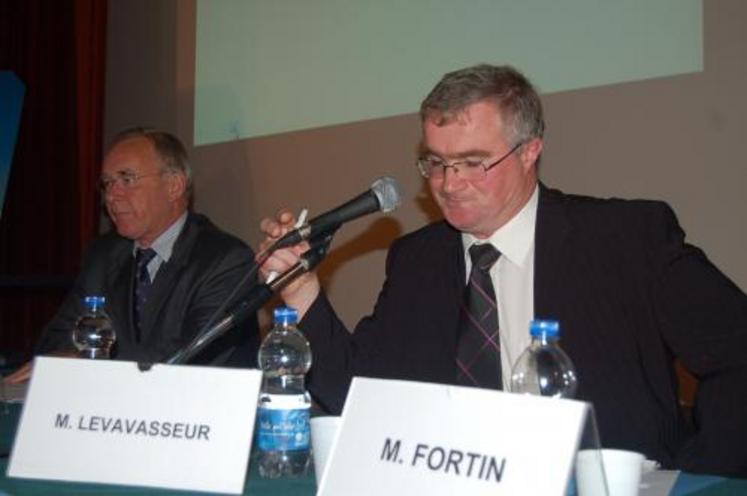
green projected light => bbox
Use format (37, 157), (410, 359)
(195, 0), (702, 146)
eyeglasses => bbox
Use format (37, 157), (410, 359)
(416, 142), (523, 181)
(99, 170), (166, 193)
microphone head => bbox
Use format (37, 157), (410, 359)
(371, 176), (402, 213)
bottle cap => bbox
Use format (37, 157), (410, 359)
(273, 305), (299, 325)
(84, 296), (106, 311)
(530, 319), (560, 338)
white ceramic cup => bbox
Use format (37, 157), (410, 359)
(310, 416), (342, 485)
(576, 448), (645, 496)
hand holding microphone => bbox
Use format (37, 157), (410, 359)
(257, 210), (318, 317)
(257, 176), (403, 318)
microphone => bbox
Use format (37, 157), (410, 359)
(165, 235), (334, 365)
(272, 176), (402, 249)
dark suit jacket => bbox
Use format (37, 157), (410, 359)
(37, 212), (259, 367)
(301, 185), (747, 476)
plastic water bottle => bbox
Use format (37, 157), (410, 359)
(256, 306), (312, 478)
(510, 319), (577, 398)
(71, 295), (116, 359)
(512, 321), (599, 496)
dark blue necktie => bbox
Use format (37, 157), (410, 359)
(133, 248), (157, 342)
(456, 243), (502, 389)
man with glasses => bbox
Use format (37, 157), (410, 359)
(259, 65), (747, 475)
(6, 128), (259, 381)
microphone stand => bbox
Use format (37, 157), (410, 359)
(163, 231), (336, 366)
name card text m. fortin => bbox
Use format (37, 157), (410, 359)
(319, 377), (588, 496)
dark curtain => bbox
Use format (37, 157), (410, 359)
(0, 0), (107, 364)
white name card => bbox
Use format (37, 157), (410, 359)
(8, 357), (262, 494)
(318, 377), (588, 496)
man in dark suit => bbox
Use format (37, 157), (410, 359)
(258, 65), (747, 476)
(6, 128), (259, 380)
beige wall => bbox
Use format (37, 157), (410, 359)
(105, 0), (747, 329)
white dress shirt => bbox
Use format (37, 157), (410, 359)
(133, 211), (188, 282)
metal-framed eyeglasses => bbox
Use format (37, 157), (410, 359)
(99, 170), (167, 193)
(416, 142), (523, 181)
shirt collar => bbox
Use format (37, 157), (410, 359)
(462, 185), (538, 267)
(133, 211), (188, 262)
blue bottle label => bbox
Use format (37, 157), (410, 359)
(257, 406), (310, 451)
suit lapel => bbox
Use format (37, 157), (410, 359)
(449, 228), (466, 301)
(105, 243), (137, 345)
(534, 184), (573, 319)
(438, 222), (466, 356)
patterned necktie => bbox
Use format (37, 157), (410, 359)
(456, 243), (502, 389)
(133, 248), (157, 342)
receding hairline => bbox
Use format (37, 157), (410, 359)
(105, 127), (194, 200)
(104, 135), (162, 166)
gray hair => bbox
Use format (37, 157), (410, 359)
(109, 127), (193, 199)
(420, 64), (545, 145)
